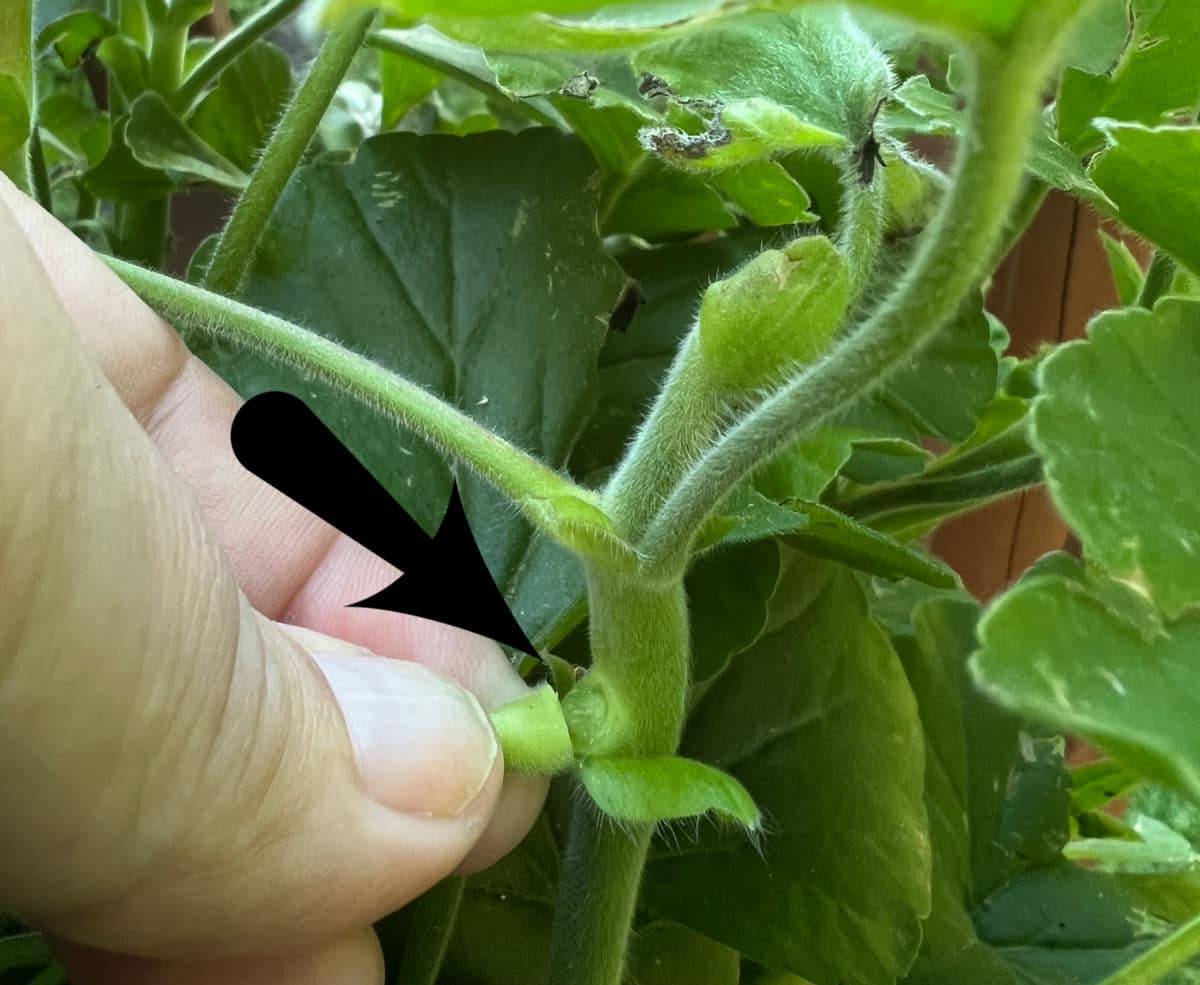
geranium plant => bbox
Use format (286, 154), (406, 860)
(4, 0), (1200, 983)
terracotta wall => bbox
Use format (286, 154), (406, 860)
(931, 192), (1150, 599)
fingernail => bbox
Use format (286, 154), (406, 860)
(313, 653), (498, 817)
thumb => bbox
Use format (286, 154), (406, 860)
(0, 195), (502, 961)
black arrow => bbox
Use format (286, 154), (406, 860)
(230, 391), (537, 656)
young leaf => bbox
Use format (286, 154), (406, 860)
(580, 755), (761, 830)
(633, 8), (892, 169)
(36, 11), (117, 69)
(1099, 229), (1147, 307)
(644, 556), (931, 984)
(1091, 123), (1200, 276)
(200, 129), (627, 647)
(1032, 298), (1200, 616)
(125, 92), (249, 190)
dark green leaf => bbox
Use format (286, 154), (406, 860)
(645, 555), (931, 984)
(82, 115), (174, 202)
(627, 921), (740, 985)
(126, 91), (248, 189)
(1091, 123), (1200, 276)
(687, 539), (780, 683)
(188, 41), (292, 172)
(1061, 0), (1132, 74)
(0, 933), (51, 970)
(202, 130), (626, 648)
(1031, 297), (1200, 615)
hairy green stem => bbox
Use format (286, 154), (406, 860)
(549, 566), (689, 985)
(603, 333), (727, 542)
(1098, 911), (1200, 985)
(0, 0), (34, 193)
(203, 10), (375, 297)
(368, 30), (559, 128)
(839, 161), (888, 302)
(175, 0), (306, 113)
(106, 257), (601, 535)
(1137, 251), (1176, 309)
(390, 877), (465, 985)
(548, 813), (652, 985)
(148, 17), (189, 94)
(636, 2), (1084, 574)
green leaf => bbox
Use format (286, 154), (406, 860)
(125, 91), (248, 190)
(580, 755), (761, 828)
(1031, 297), (1200, 616)
(645, 556), (931, 984)
(1100, 229), (1147, 306)
(687, 539), (780, 683)
(0, 932), (51, 970)
(188, 41), (292, 172)
(379, 48), (441, 130)
(1061, 0), (1132, 74)
(36, 10), (117, 68)
(0, 73), (30, 164)
(842, 290), (1001, 450)
(1071, 758), (1145, 815)
(633, 8), (891, 169)
(626, 921), (741, 985)
(708, 159), (817, 226)
(1059, 0), (1200, 145)
(889, 75), (1114, 210)
(201, 129), (626, 648)
(603, 158), (736, 238)
(1091, 123), (1200, 276)
(973, 573), (1200, 801)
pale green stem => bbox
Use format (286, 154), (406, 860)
(603, 332), (727, 542)
(105, 258), (598, 526)
(0, 0), (34, 193)
(1137, 252), (1176, 309)
(203, 10), (376, 297)
(175, 0), (306, 113)
(390, 877), (465, 985)
(548, 566), (689, 985)
(637, 1), (1084, 575)
(148, 16), (189, 95)
(1098, 911), (1200, 985)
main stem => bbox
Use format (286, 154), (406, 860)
(203, 10), (376, 297)
(638, 2), (1082, 572)
(548, 567), (689, 985)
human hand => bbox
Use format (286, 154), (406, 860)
(0, 177), (547, 984)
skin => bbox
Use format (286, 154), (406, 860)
(0, 175), (547, 984)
